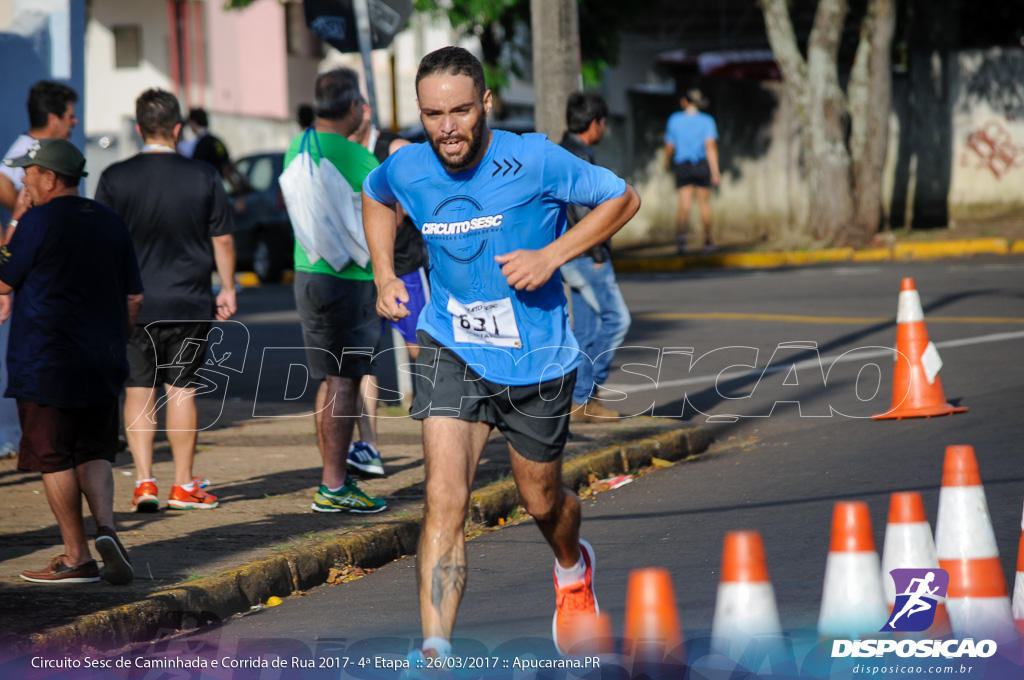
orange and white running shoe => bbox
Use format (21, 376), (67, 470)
(168, 479), (219, 509)
(552, 538), (598, 654)
(131, 481), (159, 513)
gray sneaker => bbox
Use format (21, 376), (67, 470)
(347, 441), (385, 478)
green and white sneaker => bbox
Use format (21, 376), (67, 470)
(311, 478), (387, 514)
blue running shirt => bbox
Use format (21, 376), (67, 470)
(665, 111), (718, 165)
(364, 130), (626, 386)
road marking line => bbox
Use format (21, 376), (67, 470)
(607, 330), (1024, 393)
(635, 312), (1024, 325)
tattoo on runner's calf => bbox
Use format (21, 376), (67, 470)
(431, 556), (468, 617)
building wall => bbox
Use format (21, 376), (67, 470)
(947, 48), (1024, 223)
(85, 0), (319, 193)
(617, 47), (1024, 248)
(85, 0), (173, 134)
(206, 0), (288, 119)
(0, 0), (86, 219)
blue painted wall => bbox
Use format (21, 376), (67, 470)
(0, 0), (86, 221)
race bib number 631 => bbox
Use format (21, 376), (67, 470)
(447, 296), (523, 348)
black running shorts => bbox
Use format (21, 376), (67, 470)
(410, 331), (576, 463)
(127, 321), (212, 389)
(673, 159), (712, 188)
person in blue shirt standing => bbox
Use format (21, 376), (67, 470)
(363, 47), (640, 658)
(664, 88), (721, 253)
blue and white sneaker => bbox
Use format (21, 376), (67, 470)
(347, 441), (385, 478)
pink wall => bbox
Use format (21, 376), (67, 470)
(205, 0), (288, 119)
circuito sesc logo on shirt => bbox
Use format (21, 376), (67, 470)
(881, 568), (949, 632)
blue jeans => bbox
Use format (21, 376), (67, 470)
(560, 257), (631, 404)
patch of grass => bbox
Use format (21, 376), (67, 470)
(183, 568), (212, 583)
(485, 471), (514, 487)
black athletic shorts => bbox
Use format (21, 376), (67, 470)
(16, 401), (119, 473)
(294, 272), (378, 380)
(127, 321), (212, 388)
(410, 331), (576, 463)
(673, 159), (712, 188)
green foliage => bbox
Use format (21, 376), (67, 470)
(581, 59), (607, 90)
(229, 0), (632, 93)
(415, 0), (632, 97)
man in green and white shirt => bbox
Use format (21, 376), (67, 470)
(282, 68), (385, 514)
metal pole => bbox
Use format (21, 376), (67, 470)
(352, 0), (380, 129)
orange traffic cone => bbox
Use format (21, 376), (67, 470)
(935, 445), (1016, 643)
(1011, 501), (1024, 636)
(560, 612), (614, 656)
(873, 278), (968, 419)
(880, 492), (951, 637)
(819, 502), (889, 638)
(623, 568), (684, 662)
(711, 531), (783, 664)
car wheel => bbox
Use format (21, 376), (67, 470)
(252, 233), (284, 283)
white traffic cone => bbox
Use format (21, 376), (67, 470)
(711, 531), (783, 668)
(935, 445), (1016, 644)
(819, 502), (889, 638)
(880, 491), (950, 636)
(1012, 500), (1024, 636)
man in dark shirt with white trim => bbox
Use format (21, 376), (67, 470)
(0, 139), (142, 585)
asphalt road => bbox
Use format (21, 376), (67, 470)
(132, 258), (1024, 676)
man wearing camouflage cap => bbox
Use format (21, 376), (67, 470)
(1, 139), (143, 585)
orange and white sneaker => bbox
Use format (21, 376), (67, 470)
(168, 479), (219, 509)
(552, 538), (598, 654)
(131, 480), (159, 513)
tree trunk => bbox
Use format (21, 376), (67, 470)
(761, 0), (855, 244)
(530, 0), (580, 141)
(846, 0), (896, 247)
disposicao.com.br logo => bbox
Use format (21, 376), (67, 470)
(830, 568), (997, 660)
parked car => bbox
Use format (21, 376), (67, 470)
(229, 152), (292, 283)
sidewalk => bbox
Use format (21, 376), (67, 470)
(610, 233), (1024, 275)
(0, 401), (711, 655)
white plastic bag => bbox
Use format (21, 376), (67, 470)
(279, 129), (370, 271)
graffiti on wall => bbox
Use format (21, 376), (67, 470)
(961, 120), (1024, 179)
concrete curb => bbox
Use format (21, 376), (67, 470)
(15, 424), (712, 655)
(611, 237), (1017, 274)
(237, 237), (1021, 287)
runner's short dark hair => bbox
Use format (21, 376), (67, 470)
(415, 46), (487, 101)
(566, 92), (608, 134)
(314, 68), (363, 121)
(27, 81), (78, 129)
(136, 89), (182, 140)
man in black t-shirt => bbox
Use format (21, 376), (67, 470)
(96, 89), (236, 513)
(184, 108), (247, 195)
(0, 138), (142, 585)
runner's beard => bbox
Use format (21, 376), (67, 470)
(430, 114), (486, 171)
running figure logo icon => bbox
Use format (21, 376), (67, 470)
(881, 568), (949, 632)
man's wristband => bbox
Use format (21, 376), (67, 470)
(7, 219), (16, 229)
